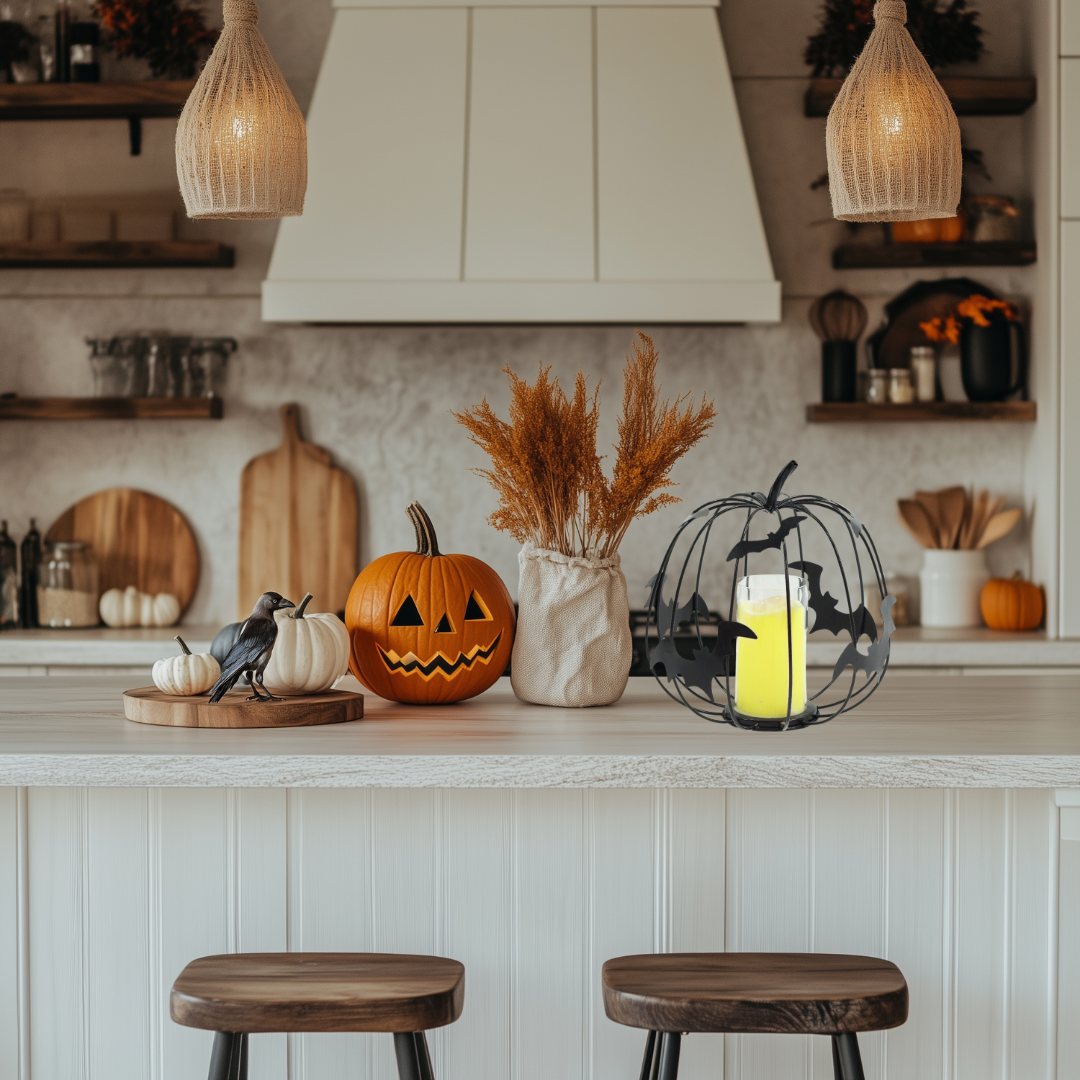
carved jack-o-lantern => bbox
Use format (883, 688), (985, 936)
(345, 503), (515, 704)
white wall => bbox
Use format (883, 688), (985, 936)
(0, 0), (1043, 627)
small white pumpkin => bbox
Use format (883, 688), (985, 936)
(151, 592), (181, 627)
(99, 587), (126, 627)
(122, 585), (141, 627)
(261, 593), (350, 695)
(152, 636), (220, 696)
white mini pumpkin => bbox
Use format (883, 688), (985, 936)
(99, 587), (126, 627)
(261, 593), (350, 695)
(152, 636), (220, 696)
(151, 592), (180, 627)
(122, 585), (141, 627)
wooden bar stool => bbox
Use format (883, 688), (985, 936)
(171, 952), (464, 1080)
(602, 953), (908, 1080)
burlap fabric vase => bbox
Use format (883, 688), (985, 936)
(511, 544), (633, 707)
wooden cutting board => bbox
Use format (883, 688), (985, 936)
(123, 687), (364, 728)
(237, 403), (358, 620)
(47, 488), (200, 612)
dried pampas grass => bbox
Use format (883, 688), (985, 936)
(454, 332), (715, 560)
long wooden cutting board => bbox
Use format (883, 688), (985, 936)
(237, 403), (358, 620)
(46, 488), (200, 612)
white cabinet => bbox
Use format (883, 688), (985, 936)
(1064, 0), (1080, 56)
(1060, 804), (1080, 1077)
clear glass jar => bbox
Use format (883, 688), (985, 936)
(38, 541), (100, 627)
(0, 520), (18, 629)
(888, 368), (914, 404)
(866, 368), (888, 404)
(190, 337), (237, 398)
(909, 346), (937, 403)
(734, 574), (808, 720)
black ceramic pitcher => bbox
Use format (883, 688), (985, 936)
(961, 314), (1026, 402)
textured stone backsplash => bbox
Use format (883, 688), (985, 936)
(0, 298), (1030, 627)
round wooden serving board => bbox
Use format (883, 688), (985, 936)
(47, 487), (200, 613)
(123, 687), (364, 728)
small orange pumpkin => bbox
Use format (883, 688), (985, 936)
(980, 572), (1044, 631)
(345, 502), (515, 704)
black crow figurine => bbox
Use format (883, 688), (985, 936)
(208, 592), (295, 703)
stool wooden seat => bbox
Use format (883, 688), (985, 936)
(603, 953), (907, 1080)
(171, 953), (464, 1080)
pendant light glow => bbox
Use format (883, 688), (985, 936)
(826, 0), (961, 223)
(175, 0), (307, 220)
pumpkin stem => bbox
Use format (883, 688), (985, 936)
(292, 593), (314, 619)
(175, 635), (192, 655)
(406, 502), (441, 557)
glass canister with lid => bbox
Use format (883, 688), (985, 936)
(38, 541), (100, 627)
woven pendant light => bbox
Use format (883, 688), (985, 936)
(826, 0), (961, 222)
(175, 0), (306, 220)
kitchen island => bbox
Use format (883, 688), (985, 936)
(1, 675), (1077, 1080)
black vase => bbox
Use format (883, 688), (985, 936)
(821, 341), (856, 403)
(960, 316), (1026, 402)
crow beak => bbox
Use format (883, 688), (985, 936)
(279, 599), (295, 610)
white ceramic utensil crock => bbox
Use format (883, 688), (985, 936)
(919, 549), (989, 628)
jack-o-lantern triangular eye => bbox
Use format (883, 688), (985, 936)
(464, 591), (492, 621)
(435, 613), (453, 633)
(391, 595), (425, 626)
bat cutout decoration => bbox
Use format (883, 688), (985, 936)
(646, 575), (711, 636)
(790, 560), (877, 642)
(832, 595), (896, 683)
(726, 515), (806, 563)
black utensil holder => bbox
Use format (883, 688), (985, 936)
(821, 341), (856, 402)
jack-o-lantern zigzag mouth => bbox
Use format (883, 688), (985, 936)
(378, 634), (503, 681)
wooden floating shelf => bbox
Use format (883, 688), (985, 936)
(807, 401), (1036, 423)
(0, 80), (195, 120)
(805, 76), (1037, 117)
(832, 241), (1035, 269)
(0, 241), (234, 269)
(0, 396), (223, 420)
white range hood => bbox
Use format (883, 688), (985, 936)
(262, 0), (779, 324)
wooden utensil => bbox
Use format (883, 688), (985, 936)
(46, 488), (199, 612)
(237, 403), (358, 620)
(976, 507), (1022, 549)
(959, 489), (988, 550)
(912, 491), (942, 547)
(898, 499), (938, 548)
(937, 486), (967, 550)
(124, 686), (364, 728)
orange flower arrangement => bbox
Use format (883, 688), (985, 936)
(919, 314), (960, 345)
(454, 332), (716, 560)
(921, 294), (1020, 344)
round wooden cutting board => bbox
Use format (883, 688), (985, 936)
(46, 488), (200, 613)
(123, 687), (365, 728)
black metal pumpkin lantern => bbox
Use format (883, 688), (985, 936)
(646, 461), (895, 731)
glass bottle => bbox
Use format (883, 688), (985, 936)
(19, 517), (40, 628)
(0, 521), (18, 628)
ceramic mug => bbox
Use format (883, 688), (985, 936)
(919, 549), (990, 628)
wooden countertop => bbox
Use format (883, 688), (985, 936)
(2, 674), (1080, 788)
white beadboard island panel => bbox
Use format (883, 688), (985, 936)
(6, 786), (1064, 1080)
(464, 7), (595, 281)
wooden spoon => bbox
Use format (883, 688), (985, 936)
(973, 495), (1005, 548)
(913, 491), (942, 547)
(898, 499), (939, 548)
(976, 507), (1022, 549)
(937, 486), (967, 550)
(960, 489), (988, 550)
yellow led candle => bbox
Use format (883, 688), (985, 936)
(735, 574), (808, 719)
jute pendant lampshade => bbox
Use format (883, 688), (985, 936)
(175, 0), (307, 219)
(826, 0), (961, 222)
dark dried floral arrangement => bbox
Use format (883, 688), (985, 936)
(805, 0), (983, 76)
(94, 0), (218, 79)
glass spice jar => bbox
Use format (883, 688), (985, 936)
(866, 368), (889, 404)
(909, 346), (937, 403)
(38, 540), (100, 627)
(888, 368), (914, 404)
(0, 521), (18, 629)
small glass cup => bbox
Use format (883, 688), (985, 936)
(888, 368), (914, 404)
(866, 368), (888, 404)
(734, 574), (808, 720)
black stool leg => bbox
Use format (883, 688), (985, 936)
(638, 1031), (658, 1080)
(208, 1032), (247, 1080)
(831, 1033), (865, 1080)
(394, 1031), (435, 1080)
(658, 1031), (681, 1080)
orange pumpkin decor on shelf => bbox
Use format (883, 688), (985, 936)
(345, 502), (515, 704)
(980, 572), (1044, 632)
